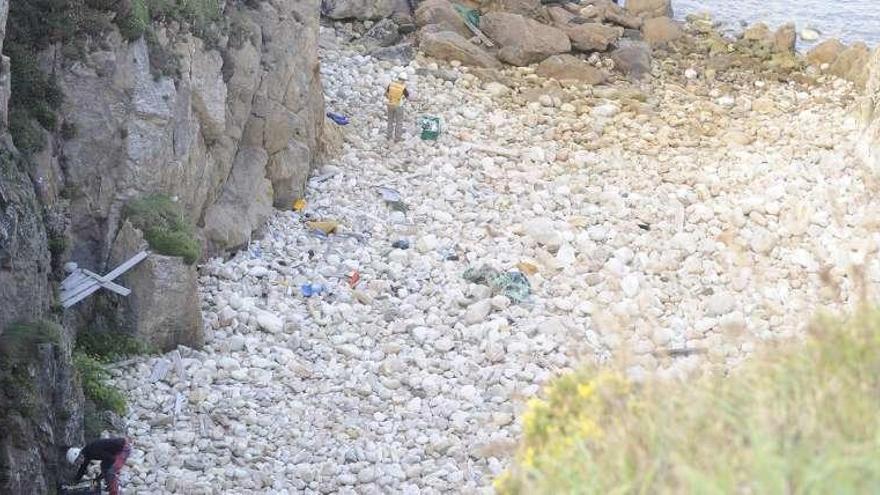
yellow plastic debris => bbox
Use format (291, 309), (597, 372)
(306, 220), (339, 235)
(517, 262), (539, 275)
(568, 216), (589, 228)
(293, 198), (307, 211)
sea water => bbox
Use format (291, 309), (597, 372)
(671, 0), (880, 48)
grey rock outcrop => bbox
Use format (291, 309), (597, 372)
(420, 30), (502, 68)
(481, 0), (542, 18)
(537, 54), (608, 85)
(370, 42), (416, 63)
(0, 2), (49, 332)
(773, 23), (796, 54)
(603, 3), (643, 29)
(611, 40), (652, 79)
(57, 0), (324, 265)
(859, 47), (880, 173)
(364, 18), (403, 48)
(641, 16), (683, 46)
(107, 222), (204, 352)
(0, 146), (51, 331)
(806, 39), (846, 66)
(567, 23), (623, 52)
(830, 42), (871, 88)
(322, 0), (394, 20)
(0, 333), (80, 495)
(625, 0), (672, 19)
(545, 6), (622, 52)
(415, 0), (472, 39)
(0, 0), (82, 490)
(481, 12), (570, 66)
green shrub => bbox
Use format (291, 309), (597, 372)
(123, 194), (201, 264)
(73, 325), (153, 420)
(8, 109), (47, 154)
(149, 0), (221, 27)
(76, 9), (114, 42)
(75, 327), (155, 363)
(117, 0), (150, 41)
(0, 321), (61, 359)
(48, 235), (68, 259)
(0, 363), (37, 420)
(73, 352), (127, 416)
(7, 0), (72, 50)
(0, 321), (62, 419)
(116, 0), (222, 43)
(497, 310), (880, 494)
(5, 42), (64, 153)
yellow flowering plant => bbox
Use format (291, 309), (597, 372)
(497, 310), (880, 494)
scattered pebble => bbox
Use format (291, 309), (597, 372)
(111, 20), (871, 494)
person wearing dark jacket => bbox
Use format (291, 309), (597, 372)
(67, 437), (131, 495)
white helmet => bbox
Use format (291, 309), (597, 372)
(67, 447), (82, 465)
(397, 72), (408, 81)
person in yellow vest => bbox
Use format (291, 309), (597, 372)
(385, 72), (410, 142)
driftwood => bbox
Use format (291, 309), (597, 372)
(467, 143), (522, 158)
(464, 19), (495, 47)
(652, 347), (709, 358)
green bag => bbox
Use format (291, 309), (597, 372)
(453, 3), (480, 27)
(419, 116), (441, 141)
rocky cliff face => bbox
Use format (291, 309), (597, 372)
(0, 0), (51, 331)
(859, 47), (880, 172)
(0, 324), (81, 495)
(54, 0), (324, 268)
(0, 0), (326, 492)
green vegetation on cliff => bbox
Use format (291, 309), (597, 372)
(73, 352), (126, 416)
(6, 0), (95, 153)
(73, 327), (155, 436)
(117, 0), (222, 42)
(124, 194), (201, 264)
(75, 327), (155, 363)
(497, 310), (880, 494)
(0, 321), (62, 420)
(0, 320), (60, 358)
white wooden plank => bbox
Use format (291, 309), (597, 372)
(61, 281), (101, 308)
(81, 269), (131, 296)
(61, 278), (99, 304)
(63, 276), (93, 295)
(60, 280), (91, 305)
(467, 143), (521, 158)
(61, 270), (87, 289)
(61, 276), (89, 295)
(150, 359), (171, 383)
(60, 251), (149, 309)
(173, 392), (185, 418)
(104, 251), (150, 280)
(171, 350), (184, 379)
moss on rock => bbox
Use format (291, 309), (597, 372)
(123, 194), (201, 264)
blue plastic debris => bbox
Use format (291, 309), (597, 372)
(392, 240), (410, 249)
(327, 112), (349, 125)
(462, 265), (531, 303)
(375, 186), (402, 202)
(301, 283), (326, 297)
